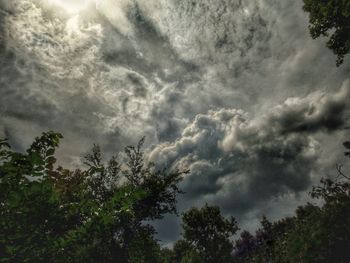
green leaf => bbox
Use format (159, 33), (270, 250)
(30, 153), (44, 166)
(46, 148), (55, 156)
(46, 156), (56, 164)
(8, 192), (22, 207)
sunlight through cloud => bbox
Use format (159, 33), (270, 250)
(48, 0), (95, 14)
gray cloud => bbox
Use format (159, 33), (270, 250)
(150, 84), (349, 241)
(267, 83), (350, 134)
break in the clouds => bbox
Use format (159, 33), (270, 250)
(0, 0), (349, 244)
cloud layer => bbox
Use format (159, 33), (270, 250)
(150, 83), (349, 210)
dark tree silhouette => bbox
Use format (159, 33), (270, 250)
(303, 0), (350, 66)
(0, 132), (186, 263)
(179, 204), (238, 263)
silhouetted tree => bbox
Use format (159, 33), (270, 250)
(179, 204), (238, 263)
(234, 231), (257, 260)
(303, 0), (350, 65)
(0, 132), (186, 263)
(171, 239), (201, 263)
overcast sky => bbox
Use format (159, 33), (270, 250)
(1, 0), (349, 245)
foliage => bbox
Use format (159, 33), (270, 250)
(171, 239), (201, 263)
(177, 204), (238, 263)
(0, 132), (185, 263)
(0, 132), (65, 262)
(1, 131), (350, 262)
(303, 0), (350, 66)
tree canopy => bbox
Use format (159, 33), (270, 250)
(0, 132), (186, 262)
(303, 0), (350, 65)
(175, 204), (238, 263)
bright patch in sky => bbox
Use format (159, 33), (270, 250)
(48, 0), (94, 14)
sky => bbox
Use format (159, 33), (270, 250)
(0, 0), (350, 245)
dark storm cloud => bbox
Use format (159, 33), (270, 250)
(150, 84), (349, 220)
(268, 84), (350, 134)
(1, 0), (350, 244)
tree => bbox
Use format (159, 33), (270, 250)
(234, 230), (257, 261)
(232, 140), (350, 263)
(171, 239), (201, 263)
(0, 132), (186, 262)
(233, 215), (294, 263)
(179, 204), (238, 263)
(303, 0), (350, 66)
(0, 132), (67, 262)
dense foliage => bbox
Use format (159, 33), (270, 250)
(173, 204), (238, 263)
(0, 132), (186, 262)
(303, 0), (350, 65)
(1, 133), (350, 262)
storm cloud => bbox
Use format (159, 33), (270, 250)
(150, 83), (350, 209)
